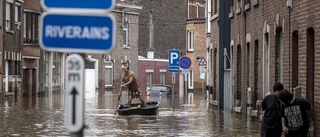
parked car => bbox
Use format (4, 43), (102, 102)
(146, 84), (172, 97)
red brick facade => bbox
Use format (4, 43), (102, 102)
(210, 0), (320, 135)
(137, 58), (180, 94)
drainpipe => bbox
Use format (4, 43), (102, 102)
(147, 9), (154, 59)
(5, 61), (8, 92)
(206, 0), (212, 101)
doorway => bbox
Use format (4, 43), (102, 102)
(23, 68), (37, 96)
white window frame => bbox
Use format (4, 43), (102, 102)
(123, 21), (129, 48)
(6, 0), (13, 31)
(23, 12), (26, 38)
(195, 4), (199, 18)
(187, 30), (194, 51)
(188, 70), (194, 89)
(23, 10), (41, 44)
(146, 70), (153, 90)
(104, 61), (113, 87)
(160, 69), (166, 85)
(15, 3), (21, 30)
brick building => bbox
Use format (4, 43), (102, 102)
(186, 0), (206, 91)
(0, 0), (42, 96)
(137, 56), (179, 94)
(209, 0), (320, 135)
(0, 0), (3, 94)
(1, 0), (143, 96)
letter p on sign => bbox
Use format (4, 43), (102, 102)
(170, 53), (178, 65)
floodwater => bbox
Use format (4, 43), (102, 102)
(0, 90), (261, 137)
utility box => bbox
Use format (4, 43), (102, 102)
(293, 86), (301, 98)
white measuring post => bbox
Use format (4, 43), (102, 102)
(65, 54), (85, 133)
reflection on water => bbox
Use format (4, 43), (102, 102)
(0, 91), (261, 136)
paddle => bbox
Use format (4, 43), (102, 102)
(114, 88), (122, 115)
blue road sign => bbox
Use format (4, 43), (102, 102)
(40, 12), (116, 53)
(180, 56), (192, 69)
(41, 0), (115, 10)
(168, 49), (180, 73)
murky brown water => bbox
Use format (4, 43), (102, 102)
(0, 91), (261, 136)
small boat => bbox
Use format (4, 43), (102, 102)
(116, 101), (160, 115)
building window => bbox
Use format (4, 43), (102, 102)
(15, 3), (21, 30)
(123, 20), (129, 48)
(6, 1), (13, 31)
(160, 70), (166, 85)
(187, 0), (190, 18)
(24, 11), (40, 44)
(195, 4), (199, 18)
(230, 0), (234, 13)
(213, 0), (218, 15)
(188, 70), (194, 89)
(146, 72), (153, 90)
(187, 30), (194, 51)
(105, 61), (113, 86)
(245, 0), (250, 5)
(237, 0), (241, 9)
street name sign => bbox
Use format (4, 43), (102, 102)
(168, 49), (180, 72)
(40, 12), (116, 53)
(41, 0), (115, 11)
(65, 54), (84, 133)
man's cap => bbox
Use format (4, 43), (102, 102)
(273, 82), (284, 91)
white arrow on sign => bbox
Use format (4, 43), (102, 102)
(65, 54), (84, 133)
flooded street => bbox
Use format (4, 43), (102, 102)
(0, 91), (261, 136)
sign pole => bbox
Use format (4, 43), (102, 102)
(202, 79), (205, 100)
(199, 65), (206, 100)
(40, 0), (116, 135)
(179, 56), (192, 104)
(184, 73), (187, 103)
(172, 73), (175, 110)
(168, 49), (180, 111)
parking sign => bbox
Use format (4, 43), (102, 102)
(168, 49), (180, 72)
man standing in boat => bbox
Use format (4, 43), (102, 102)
(119, 65), (147, 108)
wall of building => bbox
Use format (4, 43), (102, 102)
(138, 0), (186, 59)
(90, 9), (141, 93)
(210, 0), (220, 101)
(0, 0), (3, 94)
(289, 0), (320, 135)
(21, 0), (41, 96)
(220, 0), (320, 135)
(138, 58), (179, 95)
(186, 19), (206, 90)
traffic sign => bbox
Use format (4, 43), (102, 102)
(41, 0), (115, 11)
(180, 56), (192, 69)
(181, 69), (190, 74)
(40, 12), (116, 53)
(65, 54), (84, 133)
(168, 49), (180, 72)
(199, 58), (207, 66)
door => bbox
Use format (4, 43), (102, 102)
(23, 69), (37, 96)
(85, 61), (96, 97)
(224, 70), (231, 110)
